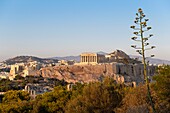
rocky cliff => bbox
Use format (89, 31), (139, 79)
(39, 63), (155, 84)
(40, 64), (107, 83)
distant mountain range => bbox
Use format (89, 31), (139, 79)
(52, 54), (170, 65)
(96, 51), (108, 55)
(2, 53), (170, 65)
(129, 55), (170, 65)
(3, 56), (59, 65)
(52, 56), (80, 62)
(52, 52), (108, 62)
(52, 51), (108, 62)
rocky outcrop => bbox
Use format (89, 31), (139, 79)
(108, 50), (130, 60)
(39, 63), (156, 84)
(40, 65), (106, 83)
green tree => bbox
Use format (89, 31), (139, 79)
(71, 82), (85, 99)
(0, 101), (33, 113)
(0, 90), (32, 113)
(14, 75), (25, 80)
(153, 65), (170, 100)
(65, 79), (123, 113)
(2, 90), (30, 103)
(0, 79), (12, 92)
(116, 85), (152, 113)
(33, 85), (71, 113)
(152, 65), (170, 112)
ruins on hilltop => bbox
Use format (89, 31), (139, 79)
(6, 49), (156, 86)
(79, 49), (140, 65)
(39, 50), (156, 85)
(80, 53), (105, 65)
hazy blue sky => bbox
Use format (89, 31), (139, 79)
(0, 0), (170, 61)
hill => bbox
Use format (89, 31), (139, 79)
(3, 56), (59, 65)
(3, 54), (170, 65)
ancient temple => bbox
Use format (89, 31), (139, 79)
(80, 53), (105, 65)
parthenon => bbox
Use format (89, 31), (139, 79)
(80, 53), (105, 65)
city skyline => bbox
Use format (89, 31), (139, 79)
(0, 0), (170, 61)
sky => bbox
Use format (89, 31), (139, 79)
(0, 0), (170, 61)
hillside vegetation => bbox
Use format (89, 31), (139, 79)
(0, 65), (169, 113)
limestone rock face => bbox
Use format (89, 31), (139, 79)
(40, 65), (106, 83)
(39, 64), (156, 84)
(109, 50), (130, 60)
